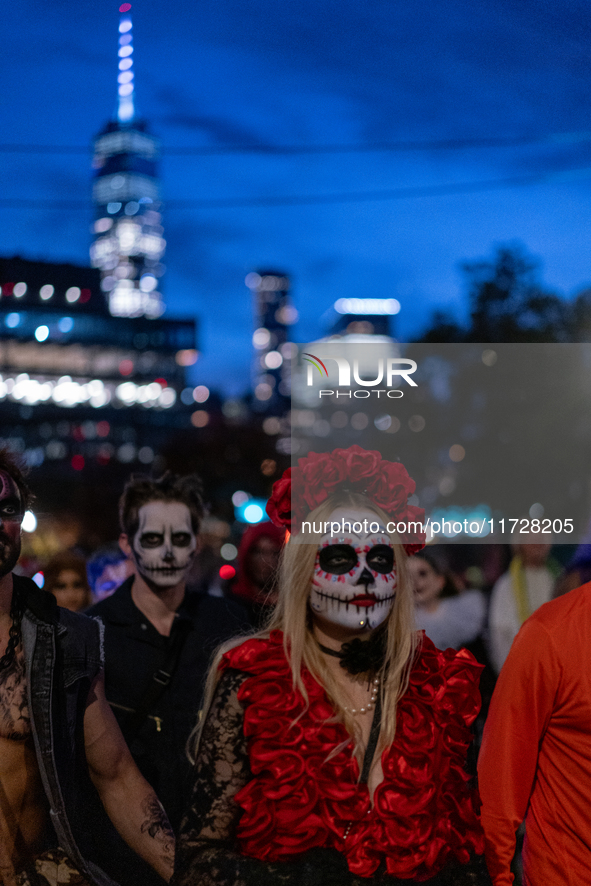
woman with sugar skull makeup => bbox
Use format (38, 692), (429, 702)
(173, 446), (492, 886)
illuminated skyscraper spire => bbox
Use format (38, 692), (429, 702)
(117, 3), (135, 123)
(90, 3), (166, 318)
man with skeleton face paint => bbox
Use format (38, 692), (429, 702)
(128, 500), (198, 592)
(0, 447), (176, 886)
(88, 473), (248, 886)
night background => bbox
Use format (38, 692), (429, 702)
(1, 0), (591, 558)
(1, 11), (587, 882)
(4, 0), (591, 384)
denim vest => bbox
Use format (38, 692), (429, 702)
(18, 575), (120, 886)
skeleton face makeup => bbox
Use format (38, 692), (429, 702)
(0, 470), (23, 578)
(310, 507), (397, 633)
(131, 501), (197, 589)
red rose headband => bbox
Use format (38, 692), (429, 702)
(266, 444), (425, 555)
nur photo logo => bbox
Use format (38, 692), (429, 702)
(302, 352), (418, 399)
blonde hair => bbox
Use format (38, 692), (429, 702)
(190, 491), (420, 764)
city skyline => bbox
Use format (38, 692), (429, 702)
(2, 0), (591, 394)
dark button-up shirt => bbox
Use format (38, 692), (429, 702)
(88, 576), (249, 825)
(85, 577), (248, 885)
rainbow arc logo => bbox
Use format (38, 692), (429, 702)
(303, 353), (328, 377)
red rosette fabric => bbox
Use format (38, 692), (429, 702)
(219, 631), (485, 879)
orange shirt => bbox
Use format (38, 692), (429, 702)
(478, 582), (591, 885)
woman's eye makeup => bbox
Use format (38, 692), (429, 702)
(318, 544), (357, 574)
(318, 544), (394, 575)
(366, 545), (394, 574)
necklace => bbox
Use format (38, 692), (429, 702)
(342, 676), (379, 715)
(317, 642), (343, 659)
(316, 641), (381, 714)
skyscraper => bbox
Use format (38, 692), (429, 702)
(246, 270), (297, 415)
(0, 4), (201, 550)
(329, 297), (401, 338)
(90, 3), (165, 319)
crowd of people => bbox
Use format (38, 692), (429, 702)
(0, 442), (588, 885)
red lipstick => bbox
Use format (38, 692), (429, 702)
(349, 594), (378, 607)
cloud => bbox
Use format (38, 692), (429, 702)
(154, 88), (264, 145)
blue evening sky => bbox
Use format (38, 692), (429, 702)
(2, 0), (591, 393)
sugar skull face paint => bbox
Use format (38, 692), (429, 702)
(0, 470), (23, 578)
(310, 507), (397, 633)
(131, 501), (197, 589)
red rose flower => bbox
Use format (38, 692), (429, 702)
(331, 444), (382, 484)
(301, 485), (329, 516)
(295, 452), (346, 516)
(299, 451), (347, 491)
(366, 460), (415, 514)
(266, 468), (294, 528)
(406, 503), (426, 524)
(397, 504), (427, 551)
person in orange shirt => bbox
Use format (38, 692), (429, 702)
(478, 581), (591, 885)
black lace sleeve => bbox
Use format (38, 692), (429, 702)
(172, 668), (357, 886)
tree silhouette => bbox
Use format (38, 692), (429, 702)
(421, 244), (569, 342)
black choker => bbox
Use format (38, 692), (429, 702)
(318, 644), (343, 659)
(317, 629), (387, 675)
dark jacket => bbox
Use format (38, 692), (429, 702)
(86, 577), (249, 885)
(18, 574), (118, 886)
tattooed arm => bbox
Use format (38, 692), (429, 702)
(83, 672), (175, 882)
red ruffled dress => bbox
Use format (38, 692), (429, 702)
(217, 630), (485, 882)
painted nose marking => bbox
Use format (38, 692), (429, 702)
(355, 567), (375, 587)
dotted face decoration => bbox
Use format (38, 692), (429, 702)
(310, 509), (397, 632)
